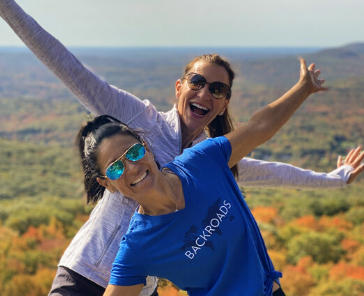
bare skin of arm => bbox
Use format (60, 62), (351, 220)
(227, 59), (326, 168)
(103, 283), (144, 296)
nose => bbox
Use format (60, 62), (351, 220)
(123, 159), (140, 175)
(198, 84), (212, 101)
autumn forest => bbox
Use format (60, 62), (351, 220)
(0, 44), (364, 295)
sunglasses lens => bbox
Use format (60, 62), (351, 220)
(106, 160), (124, 180)
(126, 143), (146, 161)
(104, 143), (145, 181)
(187, 74), (205, 90)
(209, 82), (230, 99)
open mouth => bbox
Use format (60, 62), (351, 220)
(190, 103), (209, 116)
(131, 171), (148, 186)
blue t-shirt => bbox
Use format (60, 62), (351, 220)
(110, 137), (281, 296)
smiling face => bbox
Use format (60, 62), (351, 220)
(96, 134), (159, 200)
(176, 61), (230, 139)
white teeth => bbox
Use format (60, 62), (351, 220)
(191, 103), (209, 111)
(131, 172), (147, 185)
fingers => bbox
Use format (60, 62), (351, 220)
(348, 148), (354, 156)
(346, 147), (362, 164)
(314, 69), (326, 88)
(344, 146), (364, 184)
(312, 67), (328, 90)
(343, 148), (355, 164)
(299, 57), (307, 68)
(354, 163), (364, 175)
(355, 149), (364, 166)
(347, 163), (364, 184)
(299, 58), (308, 74)
(337, 155), (343, 168)
(342, 146), (364, 167)
(298, 58), (328, 93)
(316, 78), (328, 91)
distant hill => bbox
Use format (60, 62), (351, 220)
(234, 42), (364, 89)
(0, 45), (324, 103)
(1, 43), (363, 98)
(314, 42), (364, 58)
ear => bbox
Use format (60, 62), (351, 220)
(220, 99), (230, 115)
(96, 177), (116, 193)
(144, 143), (154, 159)
(175, 79), (183, 100)
(144, 142), (151, 153)
(144, 142), (158, 164)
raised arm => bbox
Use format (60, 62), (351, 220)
(227, 59), (326, 167)
(0, 0), (142, 119)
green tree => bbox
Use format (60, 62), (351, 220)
(287, 231), (344, 264)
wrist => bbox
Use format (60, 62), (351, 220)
(293, 81), (312, 98)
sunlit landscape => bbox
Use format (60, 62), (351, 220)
(0, 44), (364, 295)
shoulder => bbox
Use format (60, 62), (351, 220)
(170, 136), (231, 171)
(110, 233), (148, 286)
(114, 222), (144, 267)
(189, 136), (231, 161)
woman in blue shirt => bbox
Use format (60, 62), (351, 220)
(74, 59), (363, 295)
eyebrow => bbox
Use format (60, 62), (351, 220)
(105, 142), (142, 169)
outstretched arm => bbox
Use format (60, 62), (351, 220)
(227, 59), (326, 167)
(236, 157), (353, 189)
(235, 146), (364, 189)
(0, 0), (144, 120)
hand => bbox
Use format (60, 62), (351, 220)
(298, 58), (328, 94)
(337, 146), (364, 184)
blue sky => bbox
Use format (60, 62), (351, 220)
(1, 0), (363, 47)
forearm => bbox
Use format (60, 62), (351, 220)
(0, 0), (120, 115)
(227, 82), (311, 166)
(104, 284), (143, 296)
(251, 82), (310, 143)
(237, 158), (353, 189)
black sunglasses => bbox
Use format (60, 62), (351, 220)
(184, 73), (231, 100)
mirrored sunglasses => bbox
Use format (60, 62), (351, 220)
(101, 142), (146, 180)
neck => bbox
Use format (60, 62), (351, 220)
(180, 118), (204, 150)
(139, 170), (182, 216)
